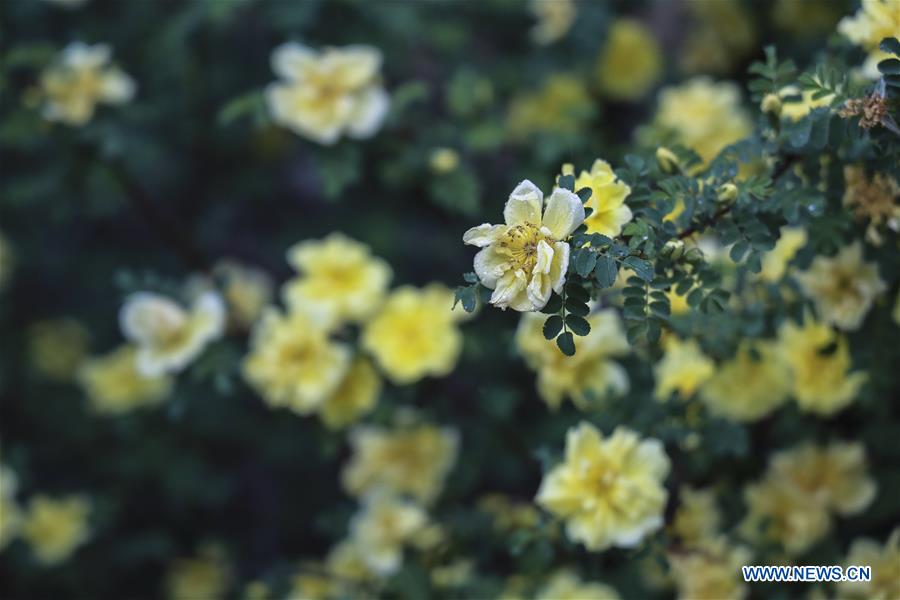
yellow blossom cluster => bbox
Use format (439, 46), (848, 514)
(20, 495), (92, 565)
(566, 159), (633, 237)
(595, 19), (663, 101)
(166, 545), (231, 600)
(653, 335), (715, 401)
(843, 166), (900, 246)
(536, 421), (670, 551)
(838, 527), (900, 600)
(529, 0), (576, 46)
(36, 42), (134, 126)
(699, 341), (791, 422)
(516, 309), (630, 410)
(536, 570), (620, 600)
(507, 75), (593, 139)
(741, 441), (876, 555)
(28, 318), (90, 382)
(680, 0), (756, 75)
(265, 43), (389, 145)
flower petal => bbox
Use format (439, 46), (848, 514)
(542, 187), (585, 239)
(549, 241), (570, 294)
(346, 86), (390, 139)
(526, 272), (552, 311)
(504, 180), (543, 226)
(473, 246), (508, 289)
(271, 42), (316, 81)
(490, 269), (527, 309)
(463, 223), (505, 247)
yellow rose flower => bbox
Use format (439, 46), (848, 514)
(654, 77), (752, 165)
(318, 357), (381, 430)
(797, 242), (886, 330)
(265, 43), (389, 145)
(120, 291), (225, 376)
(213, 260), (273, 330)
(21, 495), (91, 565)
(596, 19), (662, 101)
(670, 486), (721, 547)
(536, 422), (670, 551)
(529, 0), (576, 45)
(38, 42), (134, 126)
(838, 527), (900, 600)
(741, 441), (875, 555)
(569, 160), (633, 237)
(284, 233), (391, 324)
(777, 317), (866, 415)
(28, 318), (90, 382)
(838, 0), (900, 78)
(79, 345), (173, 415)
(348, 495), (429, 576)
(243, 307), (351, 415)
(515, 310), (630, 410)
(653, 336), (715, 400)
(769, 442), (876, 516)
(325, 540), (375, 585)
(759, 226), (807, 282)
(699, 341), (791, 422)
(463, 180), (584, 312)
(167, 546), (230, 600)
(669, 537), (752, 600)
(342, 423), (458, 505)
(507, 75), (593, 138)
(536, 570), (620, 600)
(362, 284), (465, 384)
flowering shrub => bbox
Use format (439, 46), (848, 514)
(2, 1), (899, 599)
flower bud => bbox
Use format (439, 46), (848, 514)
(655, 147), (680, 174)
(717, 182), (738, 204)
(684, 247), (705, 264)
(429, 148), (460, 174)
(761, 93), (782, 117)
(661, 239), (686, 260)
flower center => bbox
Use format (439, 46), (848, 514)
(496, 223), (550, 273)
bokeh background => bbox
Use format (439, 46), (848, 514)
(2, 1), (899, 599)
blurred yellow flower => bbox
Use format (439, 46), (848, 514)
(669, 537), (751, 600)
(516, 310), (630, 410)
(536, 422), (669, 551)
(759, 226), (807, 282)
(700, 341), (791, 422)
(596, 19), (662, 101)
(243, 307), (351, 415)
(843, 166), (900, 246)
(318, 357), (381, 430)
(568, 160), (633, 237)
(478, 493), (542, 532)
(530, 0), (575, 45)
(362, 284), (465, 384)
(838, 527), (900, 600)
(680, 0), (755, 75)
(167, 546), (230, 600)
(28, 318), (90, 382)
(536, 570), (620, 600)
(265, 43), (389, 145)
(507, 75), (593, 138)
(21, 495), (91, 565)
(655, 77), (752, 165)
(326, 539), (375, 585)
(120, 291), (225, 376)
(838, 0), (900, 78)
(79, 345), (173, 415)
(463, 180), (583, 312)
(213, 260), (273, 330)
(38, 42), (134, 126)
(670, 486), (721, 547)
(429, 147), (460, 174)
(742, 442), (874, 555)
(431, 559), (474, 589)
(284, 233), (391, 324)
(653, 336), (714, 400)
(797, 242), (886, 330)
(770, 442), (876, 517)
(349, 495), (428, 576)
(777, 318), (866, 415)
(342, 423), (458, 505)
(772, 0), (842, 38)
